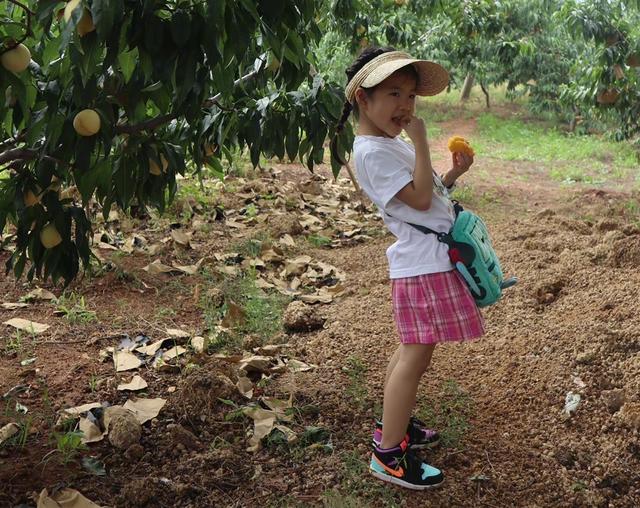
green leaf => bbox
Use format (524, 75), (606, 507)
(117, 47), (138, 83)
(82, 456), (106, 476)
(170, 10), (191, 47)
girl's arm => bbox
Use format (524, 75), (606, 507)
(395, 116), (433, 211)
(441, 152), (474, 188)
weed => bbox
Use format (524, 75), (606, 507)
(154, 306), (177, 320)
(211, 267), (290, 351)
(330, 450), (402, 507)
(52, 430), (87, 465)
(572, 481), (588, 492)
(15, 417), (33, 447)
(244, 203), (259, 218)
(5, 330), (24, 355)
(344, 356), (369, 408)
(284, 196), (299, 211)
(416, 379), (474, 449)
(88, 374), (98, 393)
(209, 435), (233, 450)
(55, 292), (97, 325)
(307, 233), (332, 248)
(233, 232), (272, 258)
(549, 165), (600, 185)
(451, 184), (475, 204)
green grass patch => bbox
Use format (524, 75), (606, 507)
(474, 114), (637, 174)
(326, 450), (403, 507)
(307, 233), (332, 248)
(416, 379), (474, 449)
(199, 264), (291, 353)
(344, 356), (369, 408)
(55, 292), (98, 325)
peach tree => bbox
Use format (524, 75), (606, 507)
(0, 0), (353, 285)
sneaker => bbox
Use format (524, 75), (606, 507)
(369, 439), (444, 490)
(372, 416), (440, 450)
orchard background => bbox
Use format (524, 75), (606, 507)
(1, 1), (640, 507)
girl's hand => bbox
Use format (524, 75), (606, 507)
(451, 151), (473, 176)
(404, 115), (427, 146)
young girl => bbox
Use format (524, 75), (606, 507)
(331, 47), (484, 490)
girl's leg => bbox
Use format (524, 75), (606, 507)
(380, 343), (435, 449)
(383, 346), (401, 390)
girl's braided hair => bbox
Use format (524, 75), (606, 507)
(329, 46), (396, 166)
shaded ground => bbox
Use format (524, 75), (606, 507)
(1, 110), (640, 507)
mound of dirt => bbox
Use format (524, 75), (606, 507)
(173, 363), (239, 420)
(607, 235), (640, 267)
(283, 301), (325, 332)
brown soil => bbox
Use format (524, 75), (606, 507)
(1, 113), (639, 508)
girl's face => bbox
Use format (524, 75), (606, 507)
(356, 70), (417, 138)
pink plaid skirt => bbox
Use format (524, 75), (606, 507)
(391, 270), (484, 345)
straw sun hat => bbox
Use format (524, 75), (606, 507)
(345, 51), (449, 103)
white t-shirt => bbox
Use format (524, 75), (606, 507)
(353, 135), (455, 279)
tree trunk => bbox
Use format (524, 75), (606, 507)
(460, 74), (474, 101)
(480, 82), (490, 109)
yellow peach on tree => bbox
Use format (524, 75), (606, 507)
(0, 44), (31, 73)
(40, 223), (63, 249)
(73, 109), (101, 136)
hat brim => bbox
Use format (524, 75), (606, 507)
(360, 58), (449, 97)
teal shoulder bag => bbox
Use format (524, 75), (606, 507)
(387, 202), (516, 307)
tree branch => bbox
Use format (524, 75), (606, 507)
(114, 66), (262, 134)
(0, 0), (34, 56)
(0, 131), (27, 151)
(115, 113), (178, 134)
(0, 147), (37, 165)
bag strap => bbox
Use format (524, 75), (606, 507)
(383, 200), (463, 244)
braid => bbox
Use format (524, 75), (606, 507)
(330, 46), (396, 166)
(335, 101), (353, 133)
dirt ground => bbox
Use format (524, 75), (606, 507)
(1, 113), (640, 508)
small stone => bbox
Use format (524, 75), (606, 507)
(124, 443), (144, 461)
(576, 351), (597, 365)
(169, 424), (201, 450)
(554, 447), (576, 467)
(108, 409), (141, 450)
(282, 301), (325, 333)
(595, 219), (619, 232)
(602, 389), (625, 414)
(617, 402), (640, 430)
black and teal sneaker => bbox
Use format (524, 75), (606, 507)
(369, 439), (444, 490)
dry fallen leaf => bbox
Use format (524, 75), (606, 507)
(244, 407), (276, 452)
(0, 422), (19, 445)
(79, 417), (105, 444)
(287, 359), (315, 372)
(37, 487), (103, 508)
(142, 259), (182, 275)
(117, 375), (148, 392)
(166, 328), (190, 339)
(2, 302), (29, 310)
(123, 397), (166, 424)
(113, 351), (142, 372)
(171, 229), (191, 247)
(23, 288), (56, 301)
(279, 234), (296, 247)
(59, 403), (102, 419)
(238, 355), (273, 374)
(191, 336), (206, 353)
(162, 346), (187, 361)
(135, 338), (175, 356)
(237, 376), (254, 399)
(3, 318), (50, 334)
